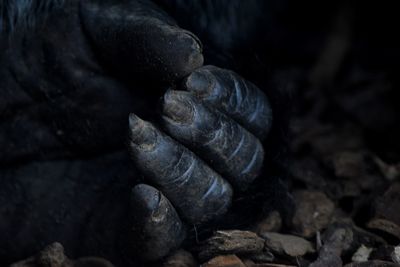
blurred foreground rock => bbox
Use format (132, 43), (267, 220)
(367, 183), (400, 240)
(292, 190), (335, 237)
(10, 243), (114, 267)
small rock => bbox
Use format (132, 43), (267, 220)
(367, 183), (400, 239)
(163, 249), (198, 267)
(245, 248), (275, 263)
(244, 262), (297, 267)
(310, 224), (353, 267)
(292, 190), (335, 237)
(351, 245), (373, 262)
(253, 211), (282, 234)
(261, 232), (315, 257)
(330, 151), (366, 179)
(374, 157), (400, 181)
(370, 245), (394, 262)
(198, 230), (264, 261)
(73, 257), (114, 267)
(37, 242), (67, 267)
(343, 260), (399, 267)
(391, 246), (400, 264)
(351, 224), (387, 249)
(202, 255), (246, 267)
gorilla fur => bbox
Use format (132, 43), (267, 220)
(0, 0), (64, 33)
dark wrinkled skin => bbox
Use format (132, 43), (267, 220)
(129, 113), (233, 224)
(162, 89), (265, 190)
(0, 0), (293, 266)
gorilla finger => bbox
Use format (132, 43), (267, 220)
(162, 91), (264, 191)
(130, 184), (186, 261)
(80, 0), (203, 83)
(129, 114), (232, 224)
(183, 65), (272, 140)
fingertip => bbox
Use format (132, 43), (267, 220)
(128, 114), (158, 149)
(130, 184), (186, 261)
(131, 184), (161, 216)
(162, 91), (194, 124)
(183, 70), (214, 97)
(157, 25), (204, 81)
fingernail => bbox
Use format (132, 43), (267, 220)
(179, 29), (204, 70)
(129, 114), (157, 148)
(163, 91), (194, 124)
(185, 71), (213, 97)
(131, 184), (161, 216)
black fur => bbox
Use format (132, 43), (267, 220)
(0, 0), (64, 33)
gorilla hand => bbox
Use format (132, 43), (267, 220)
(0, 0), (202, 163)
(1, 0), (203, 264)
(0, 0), (274, 264)
(129, 65), (272, 261)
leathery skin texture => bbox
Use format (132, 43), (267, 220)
(0, 0), (292, 265)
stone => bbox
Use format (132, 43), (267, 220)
(367, 183), (400, 240)
(163, 249), (198, 267)
(292, 190), (335, 237)
(202, 255), (246, 267)
(310, 224), (353, 267)
(351, 245), (373, 262)
(343, 260), (399, 267)
(391, 246), (400, 264)
(261, 232), (315, 257)
(253, 211), (282, 234)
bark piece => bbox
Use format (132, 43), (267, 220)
(198, 230), (264, 261)
(292, 190), (335, 237)
(261, 232), (315, 257)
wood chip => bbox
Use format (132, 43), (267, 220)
(198, 230), (264, 261)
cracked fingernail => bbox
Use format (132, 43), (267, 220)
(162, 91), (194, 124)
(129, 114), (157, 148)
(184, 71), (213, 97)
